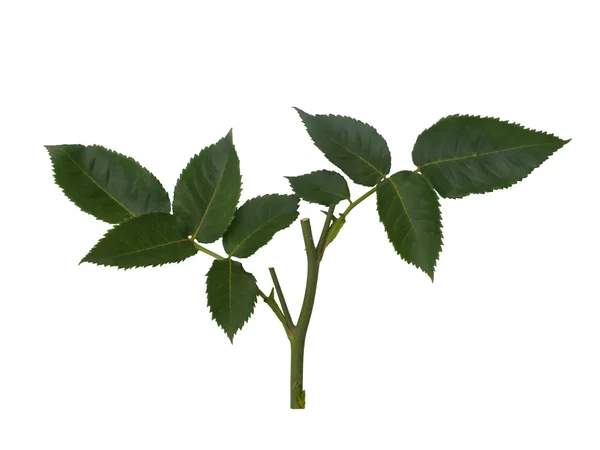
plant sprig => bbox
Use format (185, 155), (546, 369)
(47, 108), (569, 408)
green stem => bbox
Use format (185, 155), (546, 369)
(192, 240), (292, 338)
(339, 185), (377, 219)
(290, 336), (306, 409)
(316, 206), (335, 260)
(259, 289), (293, 341)
(296, 219), (319, 336)
(269, 267), (294, 328)
(322, 186), (377, 248)
(192, 241), (226, 260)
(288, 218), (320, 409)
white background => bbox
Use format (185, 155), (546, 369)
(1, 1), (598, 448)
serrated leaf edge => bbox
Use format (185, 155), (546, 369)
(172, 130), (241, 241)
(205, 259), (258, 343)
(376, 174), (444, 281)
(286, 169), (351, 205)
(80, 212), (198, 269)
(46, 144), (171, 223)
(226, 194), (300, 257)
(293, 107), (390, 185)
(413, 115), (570, 199)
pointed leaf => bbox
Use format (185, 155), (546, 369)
(294, 108), (391, 186)
(376, 171), (442, 280)
(173, 131), (241, 242)
(222, 195), (299, 258)
(206, 259), (258, 342)
(81, 212), (197, 269)
(286, 170), (350, 206)
(47, 144), (170, 223)
(412, 115), (570, 198)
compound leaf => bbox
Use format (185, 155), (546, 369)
(377, 171), (442, 280)
(81, 212), (197, 269)
(412, 115), (570, 198)
(294, 108), (391, 186)
(286, 170), (350, 206)
(173, 131), (241, 243)
(47, 144), (170, 223)
(223, 195), (299, 258)
(206, 258), (258, 342)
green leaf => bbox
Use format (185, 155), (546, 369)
(205, 258), (259, 342)
(173, 131), (241, 243)
(47, 144), (170, 223)
(222, 194), (300, 258)
(286, 170), (350, 206)
(412, 115), (570, 198)
(81, 212), (197, 269)
(294, 108), (391, 186)
(376, 171), (442, 280)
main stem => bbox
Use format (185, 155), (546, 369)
(289, 215), (330, 409)
(287, 191), (376, 409)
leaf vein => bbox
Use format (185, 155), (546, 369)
(63, 151), (135, 217)
(418, 142), (555, 169)
(324, 133), (385, 178)
(192, 155), (230, 240)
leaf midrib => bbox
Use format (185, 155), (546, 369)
(313, 186), (348, 201)
(98, 238), (191, 259)
(418, 142), (557, 169)
(324, 133), (385, 179)
(192, 153), (231, 240)
(388, 177), (421, 246)
(64, 150), (135, 218)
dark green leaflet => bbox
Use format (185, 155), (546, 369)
(173, 131), (241, 242)
(81, 212), (197, 269)
(376, 171), (442, 280)
(295, 108), (391, 186)
(47, 144), (170, 223)
(206, 259), (259, 342)
(223, 194), (300, 258)
(412, 115), (569, 198)
(286, 170), (350, 206)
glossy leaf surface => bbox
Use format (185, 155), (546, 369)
(47, 144), (170, 223)
(286, 170), (350, 206)
(377, 171), (442, 280)
(412, 115), (569, 198)
(294, 108), (391, 186)
(173, 131), (241, 242)
(81, 212), (197, 268)
(206, 259), (258, 342)
(223, 195), (299, 258)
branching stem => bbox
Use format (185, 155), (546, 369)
(316, 206), (335, 259)
(195, 187), (378, 409)
(269, 267), (294, 328)
(259, 289), (293, 340)
(339, 185), (377, 220)
(192, 241), (292, 338)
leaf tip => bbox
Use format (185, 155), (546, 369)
(292, 106), (310, 119)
